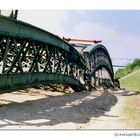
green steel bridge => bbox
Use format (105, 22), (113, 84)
(0, 12), (118, 92)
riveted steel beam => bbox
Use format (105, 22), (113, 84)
(0, 72), (86, 93)
(0, 16), (86, 68)
(2, 37), (10, 73)
(0, 15), (116, 91)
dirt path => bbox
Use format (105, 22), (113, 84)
(83, 90), (128, 129)
(0, 88), (136, 129)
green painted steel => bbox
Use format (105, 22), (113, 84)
(0, 15), (116, 91)
(0, 15), (85, 67)
(0, 73), (85, 92)
(89, 44), (114, 74)
(0, 16), (69, 51)
(90, 63), (114, 82)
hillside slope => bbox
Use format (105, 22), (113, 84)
(120, 69), (140, 92)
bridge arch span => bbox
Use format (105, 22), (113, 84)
(89, 44), (113, 69)
(0, 15), (117, 92)
(83, 44), (114, 89)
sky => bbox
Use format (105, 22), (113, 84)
(11, 10), (140, 67)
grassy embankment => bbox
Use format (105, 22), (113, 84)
(123, 95), (140, 128)
(120, 69), (140, 92)
(119, 70), (140, 128)
(115, 59), (140, 92)
(115, 59), (140, 128)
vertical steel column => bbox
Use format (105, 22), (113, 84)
(2, 38), (10, 73)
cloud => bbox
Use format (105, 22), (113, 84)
(18, 10), (69, 36)
(71, 21), (140, 59)
(17, 10), (140, 60)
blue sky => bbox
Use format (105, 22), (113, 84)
(17, 10), (140, 67)
(63, 10), (140, 36)
(78, 10), (140, 36)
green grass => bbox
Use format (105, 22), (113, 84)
(123, 96), (140, 128)
(115, 59), (140, 79)
(120, 70), (140, 92)
(120, 69), (140, 128)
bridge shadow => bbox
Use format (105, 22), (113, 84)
(0, 91), (118, 128)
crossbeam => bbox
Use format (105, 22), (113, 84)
(63, 37), (102, 44)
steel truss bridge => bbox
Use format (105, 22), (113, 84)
(0, 15), (118, 92)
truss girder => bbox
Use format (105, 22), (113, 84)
(0, 16), (116, 91)
(85, 44), (114, 88)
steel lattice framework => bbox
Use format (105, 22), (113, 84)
(0, 15), (116, 92)
(82, 44), (114, 89)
